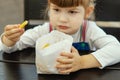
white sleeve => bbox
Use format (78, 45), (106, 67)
(87, 21), (120, 68)
(0, 23), (50, 53)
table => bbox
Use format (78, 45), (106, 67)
(0, 48), (120, 80)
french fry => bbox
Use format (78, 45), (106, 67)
(19, 20), (28, 28)
(42, 43), (50, 49)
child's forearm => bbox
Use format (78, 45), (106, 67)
(2, 35), (16, 47)
(80, 54), (101, 69)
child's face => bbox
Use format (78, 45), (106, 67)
(49, 3), (86, 35)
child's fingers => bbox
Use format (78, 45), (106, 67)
(4, 24), (21, 37)
(4, 25), (24, 42)
(6, 31), (23, 40)
(56, 63), (72, 69)
(4, 28), (23, 37)
(12, 37), (20, 42)
(60, 52), (73, 58)
(10, 37), (20, 42)
(58, 68), (72, 74)
(60, 47), (78, 58)
(57, 57), (73, 64)
(4, 24), (20, 31)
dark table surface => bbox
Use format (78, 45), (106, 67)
(0, 48), (120, 80)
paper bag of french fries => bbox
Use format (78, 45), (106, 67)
(35, 30), (73, 74)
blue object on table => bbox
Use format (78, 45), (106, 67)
(72, 42), (90, 51)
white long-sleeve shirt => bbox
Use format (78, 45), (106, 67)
(0, 21), (120, 68)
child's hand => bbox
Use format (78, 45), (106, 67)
(56, 46), (81, 74)
(2, 24), (25, 47)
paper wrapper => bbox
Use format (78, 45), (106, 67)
(35, 30), (73, 74)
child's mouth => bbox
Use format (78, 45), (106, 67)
(58, 25), (69, 29)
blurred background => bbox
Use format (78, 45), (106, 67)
(0, 0), (24, 34)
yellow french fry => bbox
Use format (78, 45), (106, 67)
(42, 43), (50, 49)
(19, 20), (28, 28)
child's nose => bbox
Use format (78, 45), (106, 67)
(59, 13), (69, 23)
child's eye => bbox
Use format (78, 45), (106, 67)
(53, 8), (60, 12)
(69, 11), (78, 14)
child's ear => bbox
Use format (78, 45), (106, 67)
(84, 5), (94, 19)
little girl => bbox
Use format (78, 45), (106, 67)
(0, 0), (120, 74)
